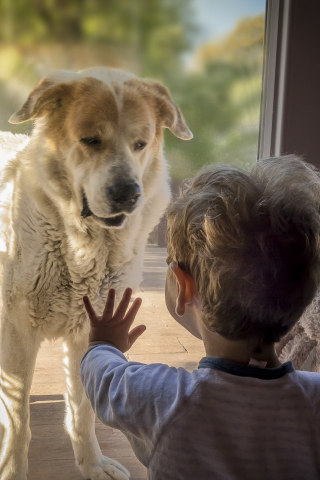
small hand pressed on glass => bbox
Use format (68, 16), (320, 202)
(83, 288), (145, 353)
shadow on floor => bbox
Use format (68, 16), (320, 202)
(29, 395), (147, 480)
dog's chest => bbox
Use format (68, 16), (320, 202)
(5, 204), (135, 337)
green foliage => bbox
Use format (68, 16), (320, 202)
(0, 0), (196, 74)
(164, 15), (265, 179)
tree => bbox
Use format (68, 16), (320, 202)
(164, 14), (265, 179)
(0, 0), (196, 77)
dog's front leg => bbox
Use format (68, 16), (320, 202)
(62, 335), (130, 480)
(0, 315), (41, 480)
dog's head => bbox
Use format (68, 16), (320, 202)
(9, 67), (192, 229)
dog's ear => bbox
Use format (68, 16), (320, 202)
(148, 81), (193, 140)
(125, 79), (193, 140)
(9, 76), (74, 124)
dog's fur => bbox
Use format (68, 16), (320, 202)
(0, 66), (192, 480)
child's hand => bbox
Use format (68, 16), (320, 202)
(83, 288), (145, 353)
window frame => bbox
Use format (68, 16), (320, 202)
(258, 0), (320, 166)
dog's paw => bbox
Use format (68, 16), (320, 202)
(80, 456), (130, 480)
(101, 456), (130, 480)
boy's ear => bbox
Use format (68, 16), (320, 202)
(170, 263), (197, 316)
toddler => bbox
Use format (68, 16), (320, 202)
(81, 156), (320, 479)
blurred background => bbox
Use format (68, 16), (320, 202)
(0, 0), (266, 242)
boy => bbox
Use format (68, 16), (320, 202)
(81, 156), (320, 479)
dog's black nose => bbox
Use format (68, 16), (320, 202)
(108, 182), (141, 206)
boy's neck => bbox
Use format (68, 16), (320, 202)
(202, 329), (282, 368)
(164, 267), (282, 369)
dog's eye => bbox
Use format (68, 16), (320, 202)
(134, 141), (146, 151)
(80, 137), (101, 148)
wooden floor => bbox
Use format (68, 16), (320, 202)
(28, 246), (205, 479)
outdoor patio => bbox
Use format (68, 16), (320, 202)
(28, 246), (205, 480)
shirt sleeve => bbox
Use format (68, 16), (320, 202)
(80, 344), (197, 461)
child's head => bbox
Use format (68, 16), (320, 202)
(166, 156), (320, 345)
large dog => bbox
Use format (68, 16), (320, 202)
(0, 67), (192, 480)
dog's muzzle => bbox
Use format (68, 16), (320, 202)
(81, 182), (141, 228)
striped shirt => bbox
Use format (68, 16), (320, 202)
(81, 345), (320, 480)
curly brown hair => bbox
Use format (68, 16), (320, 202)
(166, 156), (320, 344)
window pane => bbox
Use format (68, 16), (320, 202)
(0, 0), (266, 180)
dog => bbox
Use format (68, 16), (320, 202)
(0, 66), (192, 480)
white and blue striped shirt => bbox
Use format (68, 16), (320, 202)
(81, 345), (320, 479)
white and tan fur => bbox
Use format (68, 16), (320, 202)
(0, 66), (192, 480)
